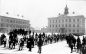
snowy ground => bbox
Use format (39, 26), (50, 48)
(0, 40), (79, 54)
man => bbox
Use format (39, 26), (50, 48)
(37, 35), (43, 53)
(3, 36), (7, 47)
(27, 35), (33, 51)
(19, 38), (24, 51)
(77, 36), (81, 53)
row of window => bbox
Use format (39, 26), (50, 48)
(0, 23), (29, 29)
(1, 18), (28, 25)
(50, 24), (80, 27)
(50, 29), (80, 32)
(50, 18), (80, 23)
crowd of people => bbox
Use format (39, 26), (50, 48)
(65, 34), (86, 54)
(0, 29), (66, 54)
(0, 29), (86, 54)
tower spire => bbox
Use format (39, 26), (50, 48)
(64, 5), (69, 15)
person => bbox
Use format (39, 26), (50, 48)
(27, 35), (33, 52)
(3, 36), (7, 47)
(37, 35), (43, 53)
(0, 37), (1, 45)
(19, 38), (24, 51)
(77, 36), (81, 53)
(81, 45), (86, 54)
(82, 36), (86, 46)
(69, 40), (74, 53)
(1, 34), (6, 45)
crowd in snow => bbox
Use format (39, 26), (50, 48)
(65, 34), (86, 54)
(0, 30), (86, 54)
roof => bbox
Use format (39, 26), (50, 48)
(0, 15), (29, 22)
(48, 14), (85, 19)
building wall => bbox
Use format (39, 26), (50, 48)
(48, 15), (85, 34)
(0, 16), (30, 33)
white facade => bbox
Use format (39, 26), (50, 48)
(48, 15), (85, 34)
(48, 5), (85, 35)
(0, 15), (30, 33)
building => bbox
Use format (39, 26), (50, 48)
(0, 15), (30, 33)
(48, 5), (85, 35)
(40, 27), (48, 33)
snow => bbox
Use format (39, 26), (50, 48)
(0, 40), (79, 54)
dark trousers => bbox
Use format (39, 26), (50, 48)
(38, 46), (42, 53)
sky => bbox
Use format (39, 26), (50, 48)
(0, 0), (86, 30)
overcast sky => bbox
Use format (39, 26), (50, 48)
(0, 0), (86, 30)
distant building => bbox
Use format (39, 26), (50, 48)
(0, 15), (30, 33)
(48, 5), (85, 35)
(41, 27), (48, 33)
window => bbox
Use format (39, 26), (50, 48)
(77, 24), (79, 27)
(53, 20), (54, 23)
(10, 20), (12, 23)
(69, 24), (71, 27)
(73, 19), (75, 22)
(62, 24), (64, 27)
(77, 30), (79, 32)
(69, 29), (71, 32)
(50, 29), (51, 31)
(62, 20), (64, 22)
(1, 18), (3, 21)
(69, 19), (71, 22)
(50, 20), (51, 23)
(65, 19), (67, 22)
(56, 20), (57, 23)
(65, 24), (67, 27)
(6, 24), (8, 27)
(77, 19), (79, 22)
(73, 30), (75, 32)
(56, 30), (57, 32)
(53, 25), (54, 27)
(1, 23), (4, 27)
(59, 24), (60, 27)
(56, 25), (57, 27)
(73, 24), (75, 27)
(50, 25), (51, 27)
(66, 30), (67, 32)
(59, 20), (60, 23)
(59, 30), (60, 32)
